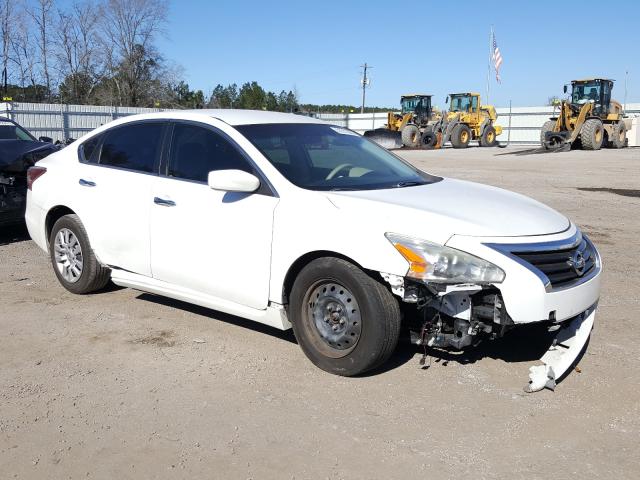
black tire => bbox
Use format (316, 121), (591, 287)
(479, 125), (497, 147)
(540, 120), (557, 147)
(49, 214), (110, 294)
(580, 118), (604, 150)
(420, 129), (437, 149)
(450, 124), (471, 149)
(289, 257), (401, 376)
(608, 121), (626, 149)
(401, 124), (420, 148)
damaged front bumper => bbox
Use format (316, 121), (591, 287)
(526, 304), (596, 392)
(380, 227), (602, 393)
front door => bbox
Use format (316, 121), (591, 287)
(150, 121), (278, 310)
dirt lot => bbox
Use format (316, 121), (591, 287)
(1, 146), (639, 479)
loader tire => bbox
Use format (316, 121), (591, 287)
(540, 120), (556, 148)
(480, 126), (497, 147)
(450, 124), (471, 149)
(401, 125), (420, 148)
(580, 119), (604, 150)
(420, 129), (437, 149)
(608, 121), (626, 149)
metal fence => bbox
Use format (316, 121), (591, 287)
(2, 101), (640, 145)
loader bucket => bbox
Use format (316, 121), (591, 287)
(363, 128), (403, 150)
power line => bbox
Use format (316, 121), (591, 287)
(360, 63), (371, 113)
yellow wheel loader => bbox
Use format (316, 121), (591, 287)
(541, 78), (629, 150)
(364, 94), (439, 149)
(431, 93), (503, 149)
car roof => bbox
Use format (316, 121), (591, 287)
(112, 109), (327, 127)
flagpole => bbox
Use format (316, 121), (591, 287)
(486, 26), (492, 104)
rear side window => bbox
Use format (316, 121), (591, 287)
(99, 123), (164, 173)
(79, 134), (102, 163)
(168, 123), (252, 182)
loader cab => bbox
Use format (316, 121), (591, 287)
(570, 79), (613, 116)
(400, 95), (432, 115)
(448, 93), (479, 113)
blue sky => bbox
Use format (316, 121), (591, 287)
(157, 0), (640, 108)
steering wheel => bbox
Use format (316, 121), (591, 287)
(326, 163), (354, 180)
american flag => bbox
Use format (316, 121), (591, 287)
(492, 32), (503, 83)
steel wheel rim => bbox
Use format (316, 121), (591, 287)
(461, 131), (469, 143)
(595, 129), (602, 142)
(54, 228), (83, 283)
(306, 281), (362, 355)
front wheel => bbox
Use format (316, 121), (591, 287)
(580, 118), (604, 150)
(479, 126), (497, 147)
(289, 257), (401, 376)
(450, 124), (471, 148)
(49, 214), (110, 294)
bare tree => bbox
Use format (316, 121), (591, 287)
(55, 1), (106, 103)
(28, 0), (55, 100)
(0, 0), (11, 94)
(99, 0), (168, 106)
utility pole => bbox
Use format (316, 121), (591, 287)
(360, 63), (371, 113)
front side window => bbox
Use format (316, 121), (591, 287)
(99, 123), (164, 173)
(167, 123), (252, 183)
(237, 123), (441, 191)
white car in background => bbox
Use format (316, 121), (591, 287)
(24, 110), (601, 391)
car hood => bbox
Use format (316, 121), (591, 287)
(324, 178), (569, 244)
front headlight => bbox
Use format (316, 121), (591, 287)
(385, 233), (505, 284)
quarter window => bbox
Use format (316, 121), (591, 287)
(80, 134), (102, 163)
(168, 123), (252, 183)
(99, 123), (164, 173)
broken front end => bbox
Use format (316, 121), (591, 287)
(382, 229), (601, 392)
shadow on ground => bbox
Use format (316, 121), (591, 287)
(136, 292), (297, 344)
(136, 291), (557, 376)
(0, 222), (30, 246)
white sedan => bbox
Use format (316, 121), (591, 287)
(25, 110), (601, 391)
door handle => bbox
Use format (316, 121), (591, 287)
(79, 178), (96, 187)
(154, 197), (176, 207)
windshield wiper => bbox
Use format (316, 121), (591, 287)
(392, 181), (424, 188)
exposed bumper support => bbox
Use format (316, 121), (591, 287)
(525, 306), (596, 393)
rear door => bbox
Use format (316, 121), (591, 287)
(149, 120), (278, 309)
(75, 121), (167, 276)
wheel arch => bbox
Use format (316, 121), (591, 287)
(281, 250), (368, 305)
(45, 205), (76, 247)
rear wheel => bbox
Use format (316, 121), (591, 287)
(451, 124), (471, 149)
(289, 257), (401, 376)
(580, 119), (604, 150)
(540, 120), (557, 148)
(49, 214), (110, 294)
(479, 126), (497, 147)
(401, 124), (420, 148)
(608, 121), (626, 149)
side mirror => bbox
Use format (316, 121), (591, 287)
(563, 85), (568, 94)
(445, 96), (449, 104)
(208, 169), (260, 193)
(39, 136), (53, 143)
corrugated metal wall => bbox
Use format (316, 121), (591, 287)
(2, 101), (639, 145)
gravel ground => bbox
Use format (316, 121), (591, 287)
(1, 145), (639, 479)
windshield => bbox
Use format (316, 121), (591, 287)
(0, 118), (35, 141)
(237, 123), (441, 191)
(449, 95), (477, 112)
(572, 82), (600, 105)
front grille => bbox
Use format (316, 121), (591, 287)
(511, 237), (597, 289)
